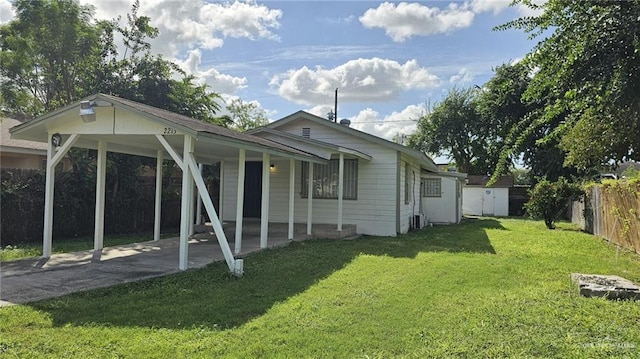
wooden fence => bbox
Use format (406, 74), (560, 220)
(571, 182), (640, 253)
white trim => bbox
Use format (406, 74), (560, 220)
(260, 153), (270, 248)
(234, 149), (246, 254)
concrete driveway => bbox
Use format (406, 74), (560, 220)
(0, 230), (296, 307)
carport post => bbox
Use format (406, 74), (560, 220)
(234, 149), (246, 254)
(260, 153), (270, 248)
(154, 150), (163, 241)
(288, 158), (295, 240)
(196, 163), (203, 225)
(94, 140), (107, 252)
(42, 133), (79, 257)
(179, 135), (195, 270)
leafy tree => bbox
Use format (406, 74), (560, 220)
(408, 88), (495, 175)
(497, 0), (640, 171)
(525, 177), (583, 229)
(0, 0), (100, 116)
(223, 98), (269, 132)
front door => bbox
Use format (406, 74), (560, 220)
(243, 162), (262, 218)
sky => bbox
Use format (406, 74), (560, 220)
(0, 0), (543, 141)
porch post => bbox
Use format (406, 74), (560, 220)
(188, 169), (195, 236)
(307, 161), (313, 235)
(260, 153), (270, 248)
(337, 153), (344, 231)
(219, 160), (225, 222)
(154, 150), (163, 241)
(42, 134), (78, 258)
(179, 135), (195, 270)
(42, 136), (56, 258)
(288, 158), (295, 240)
(234, 149), (246, 254)
(94, 140), (107, 252)
(196, 163), (203, 225)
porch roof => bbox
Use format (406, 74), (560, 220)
(9, 93), (323, 164)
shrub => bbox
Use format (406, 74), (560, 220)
(525, 177), (583, 229)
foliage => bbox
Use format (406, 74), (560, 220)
(621, 165), (640, 180)
(223, 98), (269, 131)
(0, 0), (100, 115)
(408, 88), (494, 174)
(2, 218), (640, 357)
(525, 177), (583, 229)
(497, 0), (640, 171)
(511, 167), (532, 186)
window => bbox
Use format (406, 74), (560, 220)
(301, 159), (357, 200)
(404, 162), (411, 204)
(423, 178), (442, 197)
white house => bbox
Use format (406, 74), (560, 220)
(9, 94), (465, 275)
(462, 175), (513, 217)
(221, 111), (464, 236)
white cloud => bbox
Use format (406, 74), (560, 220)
(349, 104), (425, 140)
(271, 58), (440, 106)
(469, 0), (511, 15)
(515, 0), (547, 17)
(175, 49), (247, 95)
(80, 0), (282, 58)
(449, 67), (476, 84)
(0, 0), (14, 23)
(359, 2), (475, 42)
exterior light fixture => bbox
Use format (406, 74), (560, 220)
(79, 100), (97, 123)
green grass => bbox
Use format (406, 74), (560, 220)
(0, 232), (178, 262)
(2, 218), (640, 358)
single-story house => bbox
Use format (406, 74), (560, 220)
(9, 94), (464, 274)
(1, 117), (49, 170)
(462, 175), (514, 217)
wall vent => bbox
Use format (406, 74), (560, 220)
(302, 127), (311, 138)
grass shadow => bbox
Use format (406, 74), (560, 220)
(29, 218), (498, 330)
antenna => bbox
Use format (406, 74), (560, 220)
(334, 88), (338, 123)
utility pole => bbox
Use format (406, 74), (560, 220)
(334, 88), (338, 122)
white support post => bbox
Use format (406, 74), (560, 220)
(185, 151), (239, 275)
(154, 150), (163, 241)
(337, 153), (344, 231)
(196, 163), (203, 225)
(188, 170), (195, 236)
(42, 134), (78, 258)
(307, 161), (313, 235)
(179, 135), (195, 270)
(219, 160), (225, 222)
(288, 158), (295, 240)
(260, 153), (271, 248)
(94, 140), (107, 252)
(234, 149), (246, 254)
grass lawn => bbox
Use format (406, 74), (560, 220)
(1, 218), (640, 358)
(0, 232), (178, 262)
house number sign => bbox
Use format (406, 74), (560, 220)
(163, 128), (177, 135)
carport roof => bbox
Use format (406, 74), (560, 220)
(10, 93), (321, 163)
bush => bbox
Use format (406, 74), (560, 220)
(525, 177), (583, 229)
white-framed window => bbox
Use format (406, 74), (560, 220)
(301, 159), (358, 200)
(423, 178), (442, 197)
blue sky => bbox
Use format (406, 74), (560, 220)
(0, 0), (543, 140)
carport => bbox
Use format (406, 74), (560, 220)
(9, 93), (322, 276)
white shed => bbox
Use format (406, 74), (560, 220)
(462, 175), (513, 217)
(421, 172), (466, 224)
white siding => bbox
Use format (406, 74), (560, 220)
(223, 120), (401, 236)
(398, 154), (422, 233)
(462, 187), (509, 217)
(422, 176), (460, 224)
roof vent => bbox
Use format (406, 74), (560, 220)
(339, 119), (351, 127)
(302, 127), (311, 138)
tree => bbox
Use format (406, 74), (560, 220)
(0, 0), (100, 116)
(497, 0), (640, 171)
(223, 98), (269, 132)
(525, 177), (583, 229)
(408, 88), (495, 175)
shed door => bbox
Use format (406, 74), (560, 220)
(482, 189), (494, 216)
(243, 162), (262, 218)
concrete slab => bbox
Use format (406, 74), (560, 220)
(0, 228), (300, 307)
